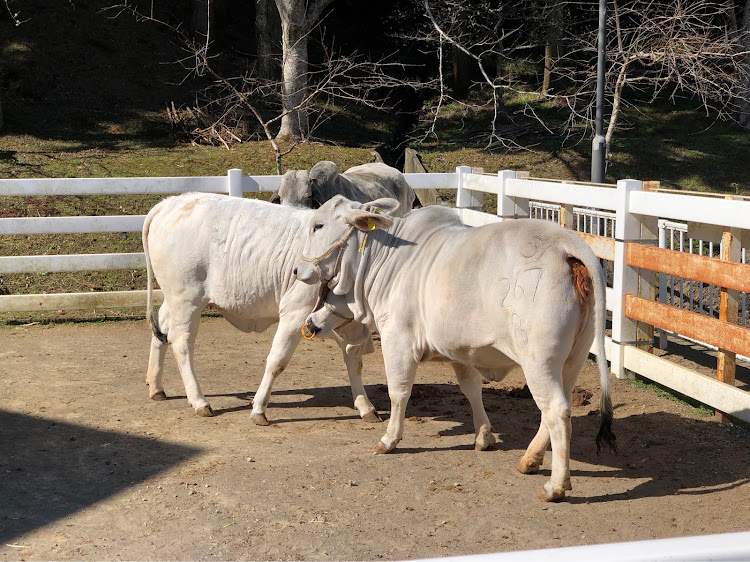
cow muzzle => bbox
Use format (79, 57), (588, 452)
(301, 301), (353, 340)
(301, 317), (321, 340)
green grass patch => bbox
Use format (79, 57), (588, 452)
(626, 376), (715, 417)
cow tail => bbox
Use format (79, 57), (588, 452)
(568, 245), (617, 456)
(143, 204), (168, 344)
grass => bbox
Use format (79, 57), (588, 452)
(2, 0), (749, 324)
(626, 376), (715, 417)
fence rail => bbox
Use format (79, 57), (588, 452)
(1, 167), (749, 422)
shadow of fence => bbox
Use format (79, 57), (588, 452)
(0, 409), (202, 544)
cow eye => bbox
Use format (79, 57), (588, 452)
(313, 222), (323, 232)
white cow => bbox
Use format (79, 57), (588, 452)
(270, 161), (416, 216)
(294, 196), (616, 502)
(141, 192), (379, 424)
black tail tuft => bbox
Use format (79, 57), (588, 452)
(150, 313), (168, 344)
(595, 413), (618, 455)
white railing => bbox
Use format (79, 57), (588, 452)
(1, 167), (749, 422)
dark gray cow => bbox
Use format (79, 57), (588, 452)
(271, 161), (416, 217)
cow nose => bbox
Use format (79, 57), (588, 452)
(293, 267), (297, 276)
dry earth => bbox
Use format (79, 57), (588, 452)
(1, 318), (749, 560)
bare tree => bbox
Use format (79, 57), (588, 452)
(1, 0), (28, 132)
(274, 0), (335, 140)
(414, 0), (541, 148)
(540, 0), (566, 97)
(109, 1), (417, 172)
(559, 0), (750, 155)
(256, 0), (280, 81)
(739, 0), (750, 128)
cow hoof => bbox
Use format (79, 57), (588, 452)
(373, 440), (392, 454)
(474, 429), (496, 451)
(517, 458), (541, 475)
(538, 484), (566, 503)
(196, 405), (215, 417)
(362, 411), (382, 423)
(150, 390), (168, 401)
(251, 412), (270, 426)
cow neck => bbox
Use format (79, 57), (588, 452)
(278, 214), (311, 295)
(347, 219), (399, 329)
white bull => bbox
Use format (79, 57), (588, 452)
(294, 196), (616, 502)
(141, 192), (379, 424)
(271, 161), (416, 216)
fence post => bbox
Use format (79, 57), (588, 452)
(610, 178), (642, 380)
(716, 212), (741, 422)
(227, 168), (244, 198)
(638, 215), (658, 352)
(559, 197), (574, 230)
(657, 221), (669, 349)
(455, 166), (482, 210)
(497, 170), (516, 221)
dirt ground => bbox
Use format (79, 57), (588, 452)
(2, 317), (749, 561)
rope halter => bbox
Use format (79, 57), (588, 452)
(299, 224), (359, 340)
(298, 208), (383, 340)
(298, 224), (357, 288)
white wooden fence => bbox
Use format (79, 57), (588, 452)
(1, 167), (749, 422)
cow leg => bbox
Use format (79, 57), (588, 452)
(524, 365), (572, 502)
(169, 305), (213, 417)
(374, 339), (418, 453)
(145, 303), (170, 401)
(452, 363), (495, 451)
(338, 345), (380, 422)
(250, 317), (303, 426)
(517, 414), (550, 474)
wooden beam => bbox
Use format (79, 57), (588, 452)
(623, 347), (750, 424)
(575, 231), (615, 261)
(716, 226), (741, 422)
(624, 295), (750, 358)
(0, 290), (163, 313)
(626, 244), (750, 294)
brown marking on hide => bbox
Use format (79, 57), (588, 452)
(567, 255), (591, 307)
(176, 198), (200, 220)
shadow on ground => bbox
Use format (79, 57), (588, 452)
(0, 410), (202, 544)
(254, 382), (750, 505)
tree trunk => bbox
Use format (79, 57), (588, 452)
(0, 66), (4, 133)
(191, 0), (210, 37)
(605, 60), (630, 155)
(273, 0), (334, 140)
(256, 0), (280, 81)
(541, 0), (565, 96)
(451, 45), (472, 99)
(276, 16), (309, 139)
(739, 0), (750, 129)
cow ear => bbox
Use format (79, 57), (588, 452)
(345, 209), (394, 232)
(362, 197), (399, 216)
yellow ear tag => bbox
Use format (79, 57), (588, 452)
(360, 212), (379, 252)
